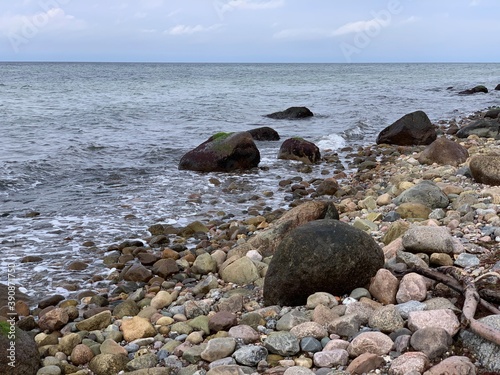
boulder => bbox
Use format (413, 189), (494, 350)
(484, 108), (500, 118)
(263, 219), (384, 306)
(459, 85), (488, 94)
(456, 119), (500, 139)
(265, 106), (313, 119)
(418, 137), (469, 166)
(248, 127), (280, 141)
(394, 180), (449, 209)
(278, 138), (321, 164)
(496, 84), (500, 90)
(376, 110), (437, 146)
(469, 154), (500, 186)
(0, 321), (40, 375)
(178, 132), (260, 172)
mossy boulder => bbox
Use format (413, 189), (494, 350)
(0, 320), (40, 375)
(179, 131), (260, 172)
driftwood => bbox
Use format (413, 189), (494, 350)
(406, 266), (500, 346)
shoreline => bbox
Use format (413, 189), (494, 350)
(2, 107), (500, 374)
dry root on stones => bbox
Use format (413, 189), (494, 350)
(406, 266), (500, 346)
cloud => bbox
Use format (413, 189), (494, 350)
(273, 15), (398, 41)
(167, 24), (221, 35)
(0, 7), (85, 33)
(332, 18), (390, 36)
(215, 0), (284, 15)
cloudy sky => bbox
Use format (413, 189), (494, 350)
(1, 0), (498, 63)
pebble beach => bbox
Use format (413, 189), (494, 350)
(2, 108), (500, 375)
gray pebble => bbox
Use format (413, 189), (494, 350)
(454, 253), (480, 268)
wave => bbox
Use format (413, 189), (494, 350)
(341, 120), (372, 141)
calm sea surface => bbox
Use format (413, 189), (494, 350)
(1, 62), (499, 299)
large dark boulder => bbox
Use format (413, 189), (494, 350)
(456, 119), (500, 140)
(278, 138), (321, 164)
(248, 127), (280, 141)
(263, 219), (384, 306)
(469, 154), (500, 186)
(0, 321), (40, 375)
(376, 111), (437, 146)
(417, 137), (469, 167)
(179, 132), (260, 172)
(495, 84), (500, 90)
(459, 85), (488, 95)
(265, 106), (314, 120)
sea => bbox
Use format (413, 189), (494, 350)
(1, 62), (499, 301)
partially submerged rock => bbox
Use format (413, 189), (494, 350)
(179, 132), (260, 172)
(278, 138), (321, 164)
(247, 126), (280, 141)
(459, 85), (488, 95)
(265, 106), (314, 119)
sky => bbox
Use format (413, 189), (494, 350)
(0, 0), (499, 63)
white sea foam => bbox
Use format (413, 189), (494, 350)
(316, 133), (346, 151)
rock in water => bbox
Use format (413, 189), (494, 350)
(178, 132), (260, 172)
(376, 110), (437, 146)
(278, 138), (321, 164)
(459, 85), (488, 95)
(417, 137), (469, 166)
(263, 219), (384, 306)
(469, 154), (500, 186)
(265, 106), (314, 119)
(248, 127), (280, 141)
